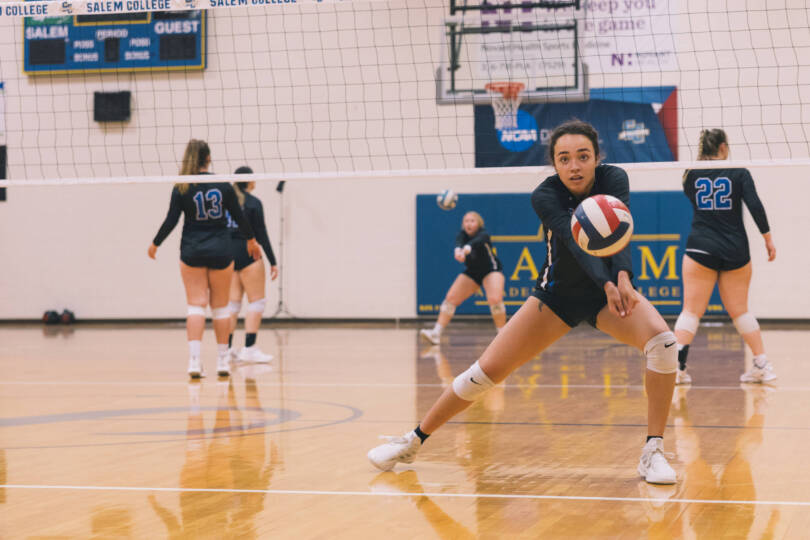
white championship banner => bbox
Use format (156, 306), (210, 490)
(0, 0), (355, 18)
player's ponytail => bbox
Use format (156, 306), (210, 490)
(697, 129), (727, 160)
(233, 165), (253, 207)
(177, 139), (211, 194)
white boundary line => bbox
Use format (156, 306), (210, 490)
(0, 380), (806, 391)
(2, 483), (810, 506)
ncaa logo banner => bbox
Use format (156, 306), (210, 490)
(416, 192), (725, 317)
(474, 86), (677, 168)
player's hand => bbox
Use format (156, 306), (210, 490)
(270, 265), (279, 281)
(616, 271), (637, 316)
(454, 248), (466, 263)
(604, 281), (627, 318)
(764, 233), (776, 261)
(247, 239), (262, 260)
(148, 244), (157, 259)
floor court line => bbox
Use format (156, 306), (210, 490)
(0, 381), (801, 391)
(2, 484), (809, 507)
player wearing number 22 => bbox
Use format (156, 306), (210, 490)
(368, 121), (679, 485)
(149, 139), (261, 379)
(674, 129), (776, 385)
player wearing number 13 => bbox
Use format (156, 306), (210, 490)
(674, 129), (776, 385)
(148, 139), (261, 379)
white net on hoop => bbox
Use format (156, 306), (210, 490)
(486, 83), (525, 131)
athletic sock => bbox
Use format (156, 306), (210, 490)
(217, 343), (228, 357)
(246, 333), (257, 348)
(228, 334), (233, 348)
(431, 323), (444, 335)
(646, 435), (663, 443)
(189, 340), (201, 357)
(414, 425), (430, 443)
(753, 354), (768, 369)
(677, 344), (690, 371)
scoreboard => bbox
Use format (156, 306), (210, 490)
(23, 10), (206, 74)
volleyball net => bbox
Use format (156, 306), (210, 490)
(0, 0), (808, 186)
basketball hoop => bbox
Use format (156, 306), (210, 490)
(485, 82), (525, 130)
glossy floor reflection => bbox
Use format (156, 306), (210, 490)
(1, 322), (809, 538)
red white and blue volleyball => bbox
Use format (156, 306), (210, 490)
(570, 194), (634, 257)
(436, 189), (458, 210)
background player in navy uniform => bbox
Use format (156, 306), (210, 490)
(420, 211), (506, 344)
(148, 140), (261, 379)
(226, 166), (279, 363)
(369, 121), (679, 485)
(674, 129), (776, 385)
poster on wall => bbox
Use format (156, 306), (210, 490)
(0, 81), (4, 141)
(581, 0), (678, 74)
(0, 81), (5, 201)
(416, 192), (724, 317)
(474, 86), (678, 168)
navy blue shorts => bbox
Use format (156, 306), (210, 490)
(232, 241), (258, 271)
(181, 254), (233, 270)
(685, 250), (749, 272)
(531, 287), (607, 328)
(463, 267), (502, 287)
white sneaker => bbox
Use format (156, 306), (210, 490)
(216, 354), (230, 377)
(238, 346), (273, 363)
(638, 438), (676, 484)
(228, 347), (239, 360)
(675, 368), (692, 385)
(188, 356), (204, 379)
(419, 328), (441, 345)
(740, 361), (776, 383)
(368, 431), (422, 471)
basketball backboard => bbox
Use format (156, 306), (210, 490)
(436, 0), (588, 104)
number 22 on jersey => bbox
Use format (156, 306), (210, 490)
(695, 177), (732, 210)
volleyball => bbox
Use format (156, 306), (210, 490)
(436, 189), (458, 210)
(570, 194), (634, 257)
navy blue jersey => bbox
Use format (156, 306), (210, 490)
(683, 167), (769, 261)
(227, 191), (277, 265)
(531, 164), (634, 295)
(455, 227), (501, 275)
(153, 179), (254, 259)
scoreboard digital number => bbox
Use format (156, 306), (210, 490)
(23, 10), (206, 74)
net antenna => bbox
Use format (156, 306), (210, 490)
(485, 82), (525, 130)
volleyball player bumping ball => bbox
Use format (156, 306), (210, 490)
(149, 140), (261, 379)
(674, 129), (776, 385)
(420, 199), (506, 344)
(369, 120), (679, 484)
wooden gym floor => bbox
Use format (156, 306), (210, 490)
(1, 321), (809, 539)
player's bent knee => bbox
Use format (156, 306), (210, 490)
(489, 302), (506, 315)
(440, 301), (457, 316)
(644, 331), (678, 374)
(187, 305), (205, 317)
(247, 298), (266, 313)
(452, 361), (495, 401)
(674, 311), (700, 335)
(228, 301), (242, 315)
(211, 307), (231, 320)
(733, 312), (760, 334)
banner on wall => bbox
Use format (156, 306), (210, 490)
(0, 81), (4, 141)
(416, 192), (725, 317)
(474, 86), (678, 168)
(0, 82), (5, 201)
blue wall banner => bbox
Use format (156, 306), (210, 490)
(416, 192), (725, 317)
(474, 86), (678, 167)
